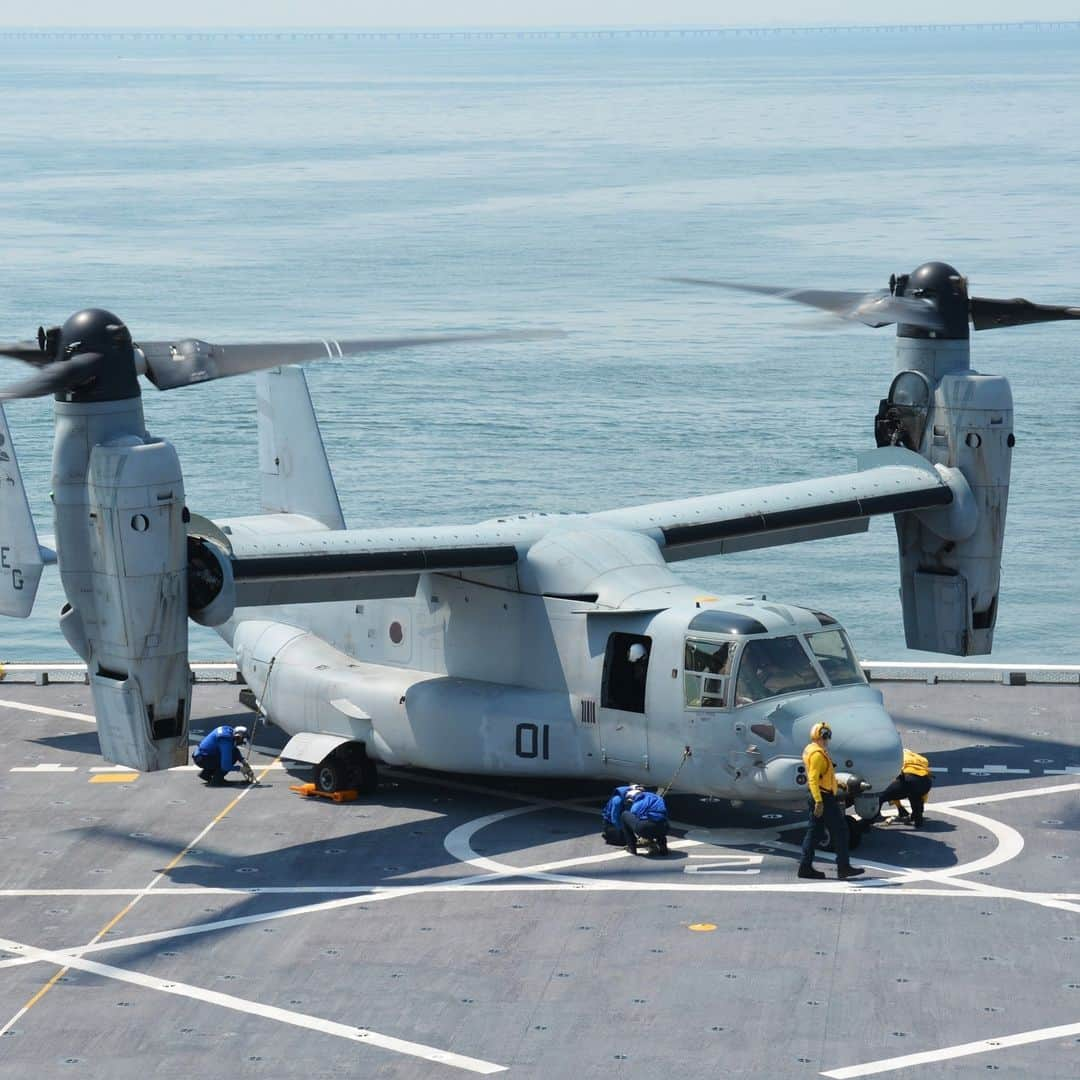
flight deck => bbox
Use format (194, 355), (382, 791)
(0, 666), (1077, 1078)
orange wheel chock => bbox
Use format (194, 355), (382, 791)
(289, 782), (359, 803)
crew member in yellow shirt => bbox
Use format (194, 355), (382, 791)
(798, 721), (864, 880)
(878, 748), (933, 827)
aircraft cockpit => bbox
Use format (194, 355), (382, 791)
(682, 608), (866, 713)
(673, 603), (896, 812)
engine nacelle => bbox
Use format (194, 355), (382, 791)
(53, 395), (193, 771)
(82, 438), (192, 768)
(877, 339), (1012, 655)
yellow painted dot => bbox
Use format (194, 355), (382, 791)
(688, 923), (717, 932)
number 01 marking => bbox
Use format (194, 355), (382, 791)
(515, 723), (550, 760)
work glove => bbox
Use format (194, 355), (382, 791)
(813, 802), (824, 819)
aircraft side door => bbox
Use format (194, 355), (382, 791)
(597, 631), (651, 770)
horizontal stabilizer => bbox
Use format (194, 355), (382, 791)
(0, 404), (45, 617)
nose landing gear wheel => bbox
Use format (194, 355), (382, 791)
(823, 816), (862, 852)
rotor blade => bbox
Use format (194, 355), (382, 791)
(970, 295), (1080, 331)
(136, 329), (561, 391)
(664, 277), (945, 331)
(0, 342), (50, 366)
(0, 352), (103, 402)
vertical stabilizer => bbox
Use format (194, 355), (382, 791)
(0, 404), (46, 618)
(256, 365), (345, 530)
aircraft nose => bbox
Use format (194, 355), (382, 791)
(809, 704), (903, 792)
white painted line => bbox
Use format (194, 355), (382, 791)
(962, 765), (1029, 775)
(0, 936), (505, 1074)
(2, 884), (1077, 905)
(861, 660), (1080, 672)
(4, 862), (1078, 977)
(1045, 766), (1080, 775)
(0, 754), (268, 1040)
(5, 763), (287, 774)
(0, 700), (94, 723)
(10, 764), (78, 772)
(0, 662), (235, 674)
(0, 881), (1072, 977)
(4, 776), (1077, 984)
(170, 762), (286, 772)
(822, 1018), (1080, 1077)
(935, 781), (1080, 809)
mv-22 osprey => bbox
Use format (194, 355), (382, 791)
(2, 262), (1077, 837)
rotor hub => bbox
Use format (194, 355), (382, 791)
(893, 262), (970, 340)
(53, 308), (140, 403)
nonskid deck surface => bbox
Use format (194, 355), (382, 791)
(0, 678), (1077, 1078)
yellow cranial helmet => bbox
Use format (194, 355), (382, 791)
(810, 721), (833, 742)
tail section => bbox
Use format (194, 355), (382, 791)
(257, 365), (345, 530)
(0, 404), (50, 618)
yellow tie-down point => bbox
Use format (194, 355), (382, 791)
(289, 782), (359, 804)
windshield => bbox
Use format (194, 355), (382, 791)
(735, 636), (824, 706)
(807, 629), (864, 686)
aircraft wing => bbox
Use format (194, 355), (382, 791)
(227, 524), (527, 606)
(589, 445), (962, 561)
(222, 446), (962, 605)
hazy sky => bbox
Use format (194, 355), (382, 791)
(0, 1), (1078, 28)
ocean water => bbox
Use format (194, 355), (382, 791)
(1, 28), (1079, 663)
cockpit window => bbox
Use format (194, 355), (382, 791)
(735, 636), (823, 706)
(807, 629), (865, 686)
(684, 639), (732, 709)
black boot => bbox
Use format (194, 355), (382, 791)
(797, 865), (825, 880)
(837, 865), (865, 879)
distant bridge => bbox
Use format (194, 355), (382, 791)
(1, 22), (1079, 42)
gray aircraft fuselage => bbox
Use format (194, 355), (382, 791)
(222, 547), (900, 810)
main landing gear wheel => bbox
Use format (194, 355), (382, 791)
(312, 746), (379, 795)
(823, 816), (862, 852)
(313, 756), (347, 795)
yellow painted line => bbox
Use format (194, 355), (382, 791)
(688, 922), (717, 932)
(89, 773), (138, 784)
(2, 754), (281, 1038)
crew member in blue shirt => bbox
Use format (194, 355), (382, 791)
(601, 784), (633, 844)
(621, 785), (669, 855)
(193, 724), (249, 785)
